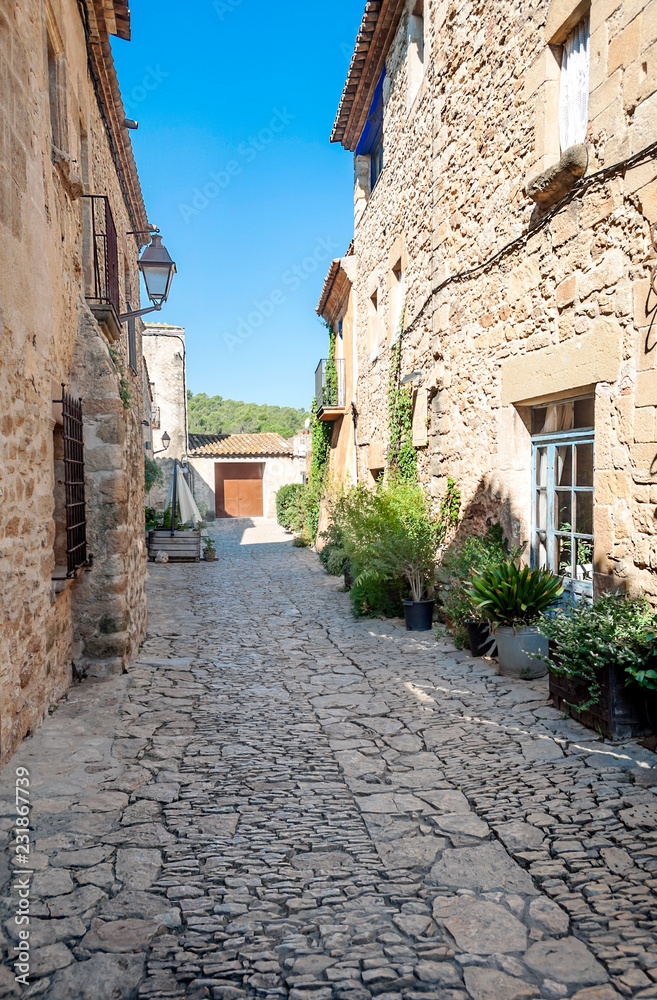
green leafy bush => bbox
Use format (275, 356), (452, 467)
(438, 524), (519, 646)
(468, 559), (564, 627)
(145, 506), (160, 531)
(324, 477), (460, 617)
(539, 594), (657, 708)
(276, 483), (308, 532)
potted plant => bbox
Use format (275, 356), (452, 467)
(539, 594), (657, 739)
(353, 479), (460, 631)
(437, 525), (520, 656)
(467, 560), (563, 678)
(203, 536), (216, 562)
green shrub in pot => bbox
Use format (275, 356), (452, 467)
(467, 560), (563, 678)
(538, 594), (657, 710)
(438, 524), (521, 651)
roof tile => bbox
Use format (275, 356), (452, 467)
(188, 432), (293, 458)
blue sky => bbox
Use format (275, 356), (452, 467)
(111, 0), (363, 411)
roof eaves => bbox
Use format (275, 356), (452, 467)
(331, 0), (407, 152)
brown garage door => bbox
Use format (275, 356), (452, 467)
(223, 478), (263, 517)
(215, 463), (264, 517)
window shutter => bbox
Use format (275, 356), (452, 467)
(559, 17), (590, 152)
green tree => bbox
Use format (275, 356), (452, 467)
(187, 392), (309, 439)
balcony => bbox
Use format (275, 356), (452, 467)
(84, 195), (122, 342)
(315, 358), (346, 421)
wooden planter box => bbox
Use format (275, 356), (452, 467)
(148, 529), (201, 563)
(549, 661), (655, 740)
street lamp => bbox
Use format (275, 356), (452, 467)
(120, 235), (176, 322)
(153, 431), (170, 455)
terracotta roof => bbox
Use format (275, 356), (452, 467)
(331, 0), (406, 151)
(316, 259), (342, 316)
(188, 433), (293, 458)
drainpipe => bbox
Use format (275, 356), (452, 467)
(171, 458), (178, 537)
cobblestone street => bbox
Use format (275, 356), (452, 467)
(3, 519), (657, 1000)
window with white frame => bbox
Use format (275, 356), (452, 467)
(559, 16), (590, 152)
(407, 0), (425, 108)
(531, 396), (594, 597)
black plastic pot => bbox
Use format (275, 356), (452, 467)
(466, 620), (497, 658)
(403, 599), (435, 631)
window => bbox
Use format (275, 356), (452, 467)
(356, 70), (386, 191)
(53, 387), (89, 578)
(559, 16), (590, 152)
(531, 396), (594, 597)
(407, 0), (425, 108)
(47, 36), (66, 151)
(389, 260), (405, 344)
(368, 289), (379, 358)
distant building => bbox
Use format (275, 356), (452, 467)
(143, 326), (310, 521)
(188, 432), (309, 519)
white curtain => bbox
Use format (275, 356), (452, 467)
(559, 17), (590, 152)
(165, 466), (202, 526)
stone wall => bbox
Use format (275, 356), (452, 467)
(0, 0), (149, 761)
(346, 0), (657, 600)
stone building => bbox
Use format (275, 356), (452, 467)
(142, 323), (188, 509)
(330, 0), (657, 600)
(315, 252), (360, 487)
(188, 432), (309, 519)
(0, 0), (154, 761)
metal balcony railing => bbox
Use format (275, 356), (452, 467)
(315, 358), (345, 414)
(84, 195), (120, 315)
(151, 405), (161, 429)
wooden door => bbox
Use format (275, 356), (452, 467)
(223, 479), (263, 517)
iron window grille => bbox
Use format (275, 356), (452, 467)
(84, 194), (120, 315)
(55, 386), (91, 578)
(531, 397), (594, 598)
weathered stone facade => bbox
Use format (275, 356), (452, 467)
(332, 0), (657, 599)
(142, 323), (188, 510)
(0, 0), (151, 762)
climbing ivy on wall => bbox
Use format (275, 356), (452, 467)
(387, 313), (417, 482)
(323, 323), (339, 406)
(307, 397), (332, 540)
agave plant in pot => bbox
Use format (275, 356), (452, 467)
(467, 560), (564, 678)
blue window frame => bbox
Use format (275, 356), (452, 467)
(356, 69), (386, 190)
(531, 397), (594, 597)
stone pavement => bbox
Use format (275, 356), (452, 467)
(2, 518), (657, 1000)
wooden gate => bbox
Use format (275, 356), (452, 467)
(215, 462), (264, 517)
(223, 478), (263, 517)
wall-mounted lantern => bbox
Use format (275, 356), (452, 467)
(120, 235), (177, 323)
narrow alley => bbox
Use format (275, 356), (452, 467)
(2, 521), (657, 1000)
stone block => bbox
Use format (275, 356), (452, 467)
(634, 406), (656, 442)
(589, 70), (623, 120)
(590, 22), (609, 92)
(591, 0), (622, 34)
(609, 15), (643, 73)
(579, 249), (626, 299)
(507, 259), (541, 302)
(643, 0), (657, 48)
(633, 89), (657, 153)
(523, 46), (560, 100)
(623, 40), (657, 112)
(556, 274), (577, 308)
(550, 200), (581, 246)
(637, 368), (657, 406)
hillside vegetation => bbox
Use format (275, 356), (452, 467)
(187, 392), (309, 439)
